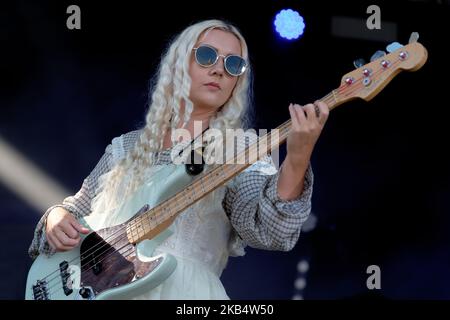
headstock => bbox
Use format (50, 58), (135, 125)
(331, 40), (428, 109)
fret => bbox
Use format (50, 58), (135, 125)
(138, 220), (143, 235)
(180, 191), (187, 210)
(138, 215), (147, 234)
(232, 164), (241, 176)
(158, 209), (165, 224)
(207, 168), (219, 188)
(162, 205), (171, 219)
(178, 189), (188, 211)
(322, 96), (333, 107)
(220, 165), (226, 179)
(184, 187), (192, 204)
(156, 207), (164, 221)
(269, 129), (280, 151)
(146, 213), (152, 227)
(190, 184), (197, 201)
(143, 215), (150, 234)
(137, 220), (144, 238)
(257, 134), (268, 159)
(139, 217), (146, 236)
(168, 203), (174, 218)
(150, 212), (158, 229)
(132, 224), (140, 241)
(131, 217), (141, 237)
(331, 90), (338, 105)
(200, 178), (207, 195)
(321, 92), (331, 102)
(221, 165), (231, 179)
(156, 210), (162, 226)
(174, 193), (181, 212)
(279, 124), (290, 142)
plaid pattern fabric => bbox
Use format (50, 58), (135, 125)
(28, 129), (313, 259)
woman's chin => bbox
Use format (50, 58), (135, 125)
(192, 100), (224, 112)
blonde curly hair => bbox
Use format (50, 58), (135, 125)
(90, 19), (253, 225)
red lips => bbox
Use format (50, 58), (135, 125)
(205, 82), (221, 89)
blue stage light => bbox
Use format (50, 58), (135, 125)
(274, 9), (305, 40)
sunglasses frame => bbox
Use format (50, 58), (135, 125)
(192, 44), (247, 77)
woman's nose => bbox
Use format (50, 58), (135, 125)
(210, 56), (225, 76)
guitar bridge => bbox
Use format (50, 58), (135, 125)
(32, 280), (49, 300)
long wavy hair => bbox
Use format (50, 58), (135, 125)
(90, 20), (253, 226)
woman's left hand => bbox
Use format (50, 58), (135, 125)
(286, 101), (329, 171)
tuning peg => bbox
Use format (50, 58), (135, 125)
(353, 58), (366, 68)
(370, 50), (386, 62)
(386, 42), (404, 53)
(408, 32), (419, 44)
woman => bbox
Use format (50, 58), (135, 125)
(28, 19), (329, 299)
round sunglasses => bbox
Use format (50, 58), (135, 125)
(192, 45), (247, 77)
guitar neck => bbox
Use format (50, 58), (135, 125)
(126, 91), (341, 244)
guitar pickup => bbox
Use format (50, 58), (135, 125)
(59, 261), (73, 296)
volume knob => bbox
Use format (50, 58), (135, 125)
(79, 287), (92, 299)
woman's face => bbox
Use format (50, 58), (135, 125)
(188, 29), (242, 113)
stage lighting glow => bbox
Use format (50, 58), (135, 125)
(0, 135), (70, 213)
(297, 260), (310, 273)
(295, 277), (307, 290)
(274, 9), (305, 40)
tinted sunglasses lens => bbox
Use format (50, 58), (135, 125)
(195, 46), (217, 66)
(225, 55), (247, 76)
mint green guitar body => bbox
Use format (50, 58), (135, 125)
(25, 164), (196, 300)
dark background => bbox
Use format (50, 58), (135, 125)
(1, 0), (449, 299)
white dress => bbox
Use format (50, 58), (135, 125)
(135, 204), (234, 299)
(104, 137), (247, 300)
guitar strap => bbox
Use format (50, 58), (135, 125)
(177, 125), (209, 176)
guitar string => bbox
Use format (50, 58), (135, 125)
(33, 56), (404, 298)
(35, 243), (134, 299)
(37, 113), (324, 298)
(337, 59), (402, 100)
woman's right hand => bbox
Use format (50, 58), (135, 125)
(45, 207), (90, 252)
